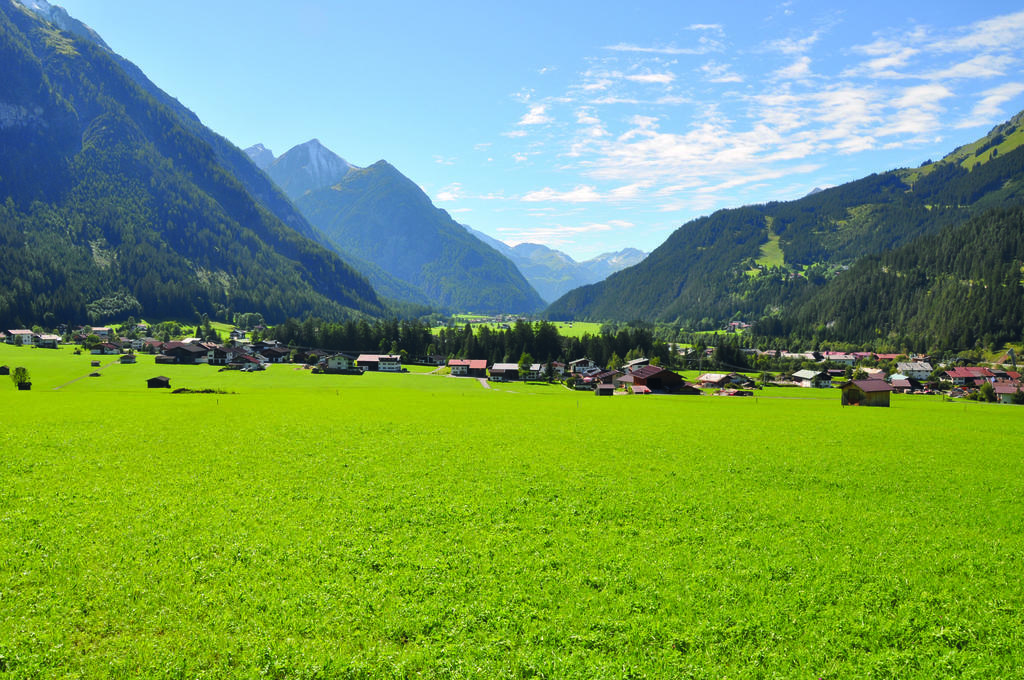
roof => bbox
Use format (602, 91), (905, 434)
(897, 361), (932, 372)
(630, 365), (669, 379)
(946, 367), (995, 379)
(793, 369), (828, 380)
(994, 383), (1022, 395)
(163, 341), (206, 354)
(844, 379), (895, 393)
(698, 373), (729, 382)
(491, 363), (520, 371)
(632, 385), (652, 394)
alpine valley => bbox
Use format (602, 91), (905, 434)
(3, 0), (1024, 353)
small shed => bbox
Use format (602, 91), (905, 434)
(147, 376), (171, 389)
(840, 379), (894, 407)
(595, 383), (615, 396)
(0, 365), (8, 376)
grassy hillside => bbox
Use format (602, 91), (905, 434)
(2, 343), (1023, 677)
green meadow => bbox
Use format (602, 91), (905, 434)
(2, 344), (1023, 678)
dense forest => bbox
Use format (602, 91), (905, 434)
(265, 318), (675, 369)
(0, 1), (383, 328)
(757, 205), (1024, 350)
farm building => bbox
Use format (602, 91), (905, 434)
(119, 354), (136, 364)
(490, 363), (521, 381)
(147, 376), (170, 389)
(793, 369), (832, 388)
(840, 380), (895, 407)
(357, 354), (402, 372)
(594, 383), (615, 396)
(620, 365), (684, 393)
(449, 359), (488, 378)
(322, 353), (360, 373)
(0, 365), (8, 375)
(161, 342), (208, 364)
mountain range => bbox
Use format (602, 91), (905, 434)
(465, 226), (646, 303)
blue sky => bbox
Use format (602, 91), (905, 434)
(50, 0), (1024, 260)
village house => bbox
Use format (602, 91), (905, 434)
(840, 379), (895, 407)
(36, 334), (61, 349)
(159, 341), (208, 364)
(261, 346), (291, 364)
(526, 362), (565, 380)
(92, 326), (112, 339)
(994, 383), (1024, 404)
(321, 353), (360, 373)
(206, 345), (235, 366)
(823, 351), (857, 366)
(6, 329), (36, 345)
(793, 369), (832, 388)
(357, 354), (402, 372)
(489, 363), (521, 381)
(569, 357), (599, 374)
(90, 342), (121, 355)
(449, 359), (488, 378)
(896, 361), (933, 380)
(945, 367), (994, 386)
(622, 357), (650, 372)
(620, 365), (684, 393)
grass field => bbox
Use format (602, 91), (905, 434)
(2, 344), (1023, 677)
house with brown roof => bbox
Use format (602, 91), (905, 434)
(36, 334), (61, 349)
(357, 354), (402, 372)
(449, 359), (488, 378)
(161, 341), (208, 364)
(841, 380), (895, 407)
(622, 365), (684, 393)
(994, 383), (1023, 404)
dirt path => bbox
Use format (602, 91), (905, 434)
(52, 357), (121, 390)
(477, 378), (491, 389)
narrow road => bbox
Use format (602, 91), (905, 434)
(52, 357), (121, 390)
(477, 377), (491, 389)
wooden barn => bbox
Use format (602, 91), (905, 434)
(840, 379), (895, 407)
(147, 376), (171, 389)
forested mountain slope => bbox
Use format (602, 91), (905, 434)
(546, 110), (1024, 328)
(295, 160), (546, 313)
(0, 0), (382, 326)
(760, 205), (1024, 349)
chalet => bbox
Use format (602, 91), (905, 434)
(594, 384), (615, 396)
(569, 357), (599, 374)
(357, 354), (402, 372)
(6, 329), (35, 345)
(945, 367), (994, 386)
(207, 345), (234, 366)
(526, 362), (565, 380)
(840, 379), (895, 407)
(90, 342), (121, 355)
(698, 373), (732, 388)
(994, 383), (1023, 404)
(322, 353), (360, 374)
(896, 361), (932, 380)
(92, 326), (112, 338)
(449, 359), (488, 378)
(489, 363), (521, 381)
(262, 346), (291, 364)
(161, 341), (208, 364)
(229, 354), (263, 370)
(889, 377), (922, 393)
(626, 365), (684, 393)
(793, 369), (831, 388)
(147, 376), (170, 389)
(823, 352), (857, 366)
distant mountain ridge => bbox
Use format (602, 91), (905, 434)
(465, 226), (646, 302)
(249, 139), (356, 200)
(0, 0), (383, 326)
(250, 140), (545, 313)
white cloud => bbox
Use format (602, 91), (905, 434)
(522, 185), (603, 203)
(938, 10), (1024, 53)
(518, 104), (552, 126)
(956, 82), (1024, 128)
(433, 155), (456, 165)
(513, 152), (528, 163)
(604, 41), (720, 56)
(701, 61), (743, 83)
(435, 183), (462, 202)
(775, 56), (812, 80)
(625, 72), (676, 84)
(925, 54), (1014, 80)
(768, 32), (820, 55)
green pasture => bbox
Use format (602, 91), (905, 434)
(2, 343), (1024, 678)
